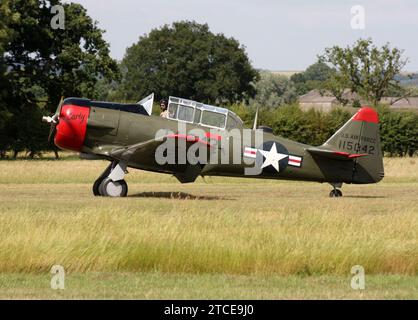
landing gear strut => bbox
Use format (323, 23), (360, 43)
(329, 183), (343, 198)
(93, 161), (128, 197)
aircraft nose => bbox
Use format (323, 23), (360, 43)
(54, 104), (90, 152)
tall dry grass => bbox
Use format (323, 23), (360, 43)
(0, 157), (417, 275)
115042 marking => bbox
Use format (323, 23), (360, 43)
(338, 139), (375, 155)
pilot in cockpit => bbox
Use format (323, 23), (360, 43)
(160, 99), (168, 118)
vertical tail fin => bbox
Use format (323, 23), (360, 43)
(323, 107), (384, 183)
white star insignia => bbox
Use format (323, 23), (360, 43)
(259, 143), (288, 172)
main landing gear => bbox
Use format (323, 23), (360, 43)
(93, 161), (128, 197)
(329, 183), (343, 198)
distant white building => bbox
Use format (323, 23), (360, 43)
(298, 89), (360, 111)
(299, 89), (418, 111)
(380, 97), (418, 110)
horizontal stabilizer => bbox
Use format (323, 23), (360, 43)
(307, 147), (369, 161)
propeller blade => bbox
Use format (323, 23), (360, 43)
(55, 96), (64, 115)
(46, 97), (64, 142)
(48, 123), (56, 142)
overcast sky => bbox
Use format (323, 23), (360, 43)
(69, 0), (418, 71)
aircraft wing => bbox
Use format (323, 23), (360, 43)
(110, 138), (162, 161)
(306, 147), (369, 161)
(108, 133), (215, 183)
(110, 133), (214, 161)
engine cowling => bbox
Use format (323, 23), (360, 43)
(54, 104), (90, 152)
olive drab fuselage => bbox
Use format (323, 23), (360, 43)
(47, 97), (384, 197)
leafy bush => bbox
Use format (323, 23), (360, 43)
(377, 105), (418, 156)
(249, 73), (297, 108)
(232, 104), (417, 155)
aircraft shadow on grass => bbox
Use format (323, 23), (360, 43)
(343, 195), (386, 199)
(129, 191), (232, 200)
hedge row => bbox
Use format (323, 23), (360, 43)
(230, 104), (418, 157)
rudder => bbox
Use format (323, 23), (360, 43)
(322, 107), (384, 183)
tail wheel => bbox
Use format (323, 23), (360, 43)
(329, 189), (343, 198)
(99, 178), (128, 197)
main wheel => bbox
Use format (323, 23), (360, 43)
(93, 163), (113, 196)
(99, 178), (128, 197)
(329, 189), (343, 198)
(93, 177), (105, 196)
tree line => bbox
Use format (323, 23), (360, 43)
(0, 0), (416, 158)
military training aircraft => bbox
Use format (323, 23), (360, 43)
(42, 94), (384, 197)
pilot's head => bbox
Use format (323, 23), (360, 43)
(160, 100), (167, 111)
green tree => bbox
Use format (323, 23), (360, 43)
(250, 72), (296, 108)
(0, 0), (14, 157)
(290, 61), (334, 95)
(0, 0), (119, 157)
(3, 0), (119, 111)
(117, 21), (259, 104)
(319, 38), (408, 106)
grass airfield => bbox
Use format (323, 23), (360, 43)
(0, 156), (417, 299)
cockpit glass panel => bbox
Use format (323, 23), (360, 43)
(201, 110), (226, 128)
(226, 113), (243, 130)
(168, 103), (178, 119)
(177, 105), (194, 122)
(194, 109), (201, 123)
(167, 96), (242, 130)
